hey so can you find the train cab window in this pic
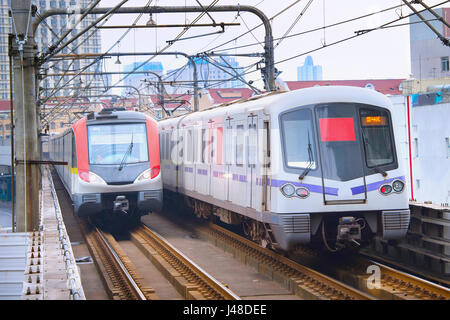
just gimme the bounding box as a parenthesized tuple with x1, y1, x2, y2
(87, 123, 148, 165)
(280, 109, 316, 169)
(359, 108, 394, 167)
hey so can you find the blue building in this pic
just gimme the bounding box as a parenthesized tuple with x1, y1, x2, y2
(123, 61, 164, 95)
(297, 56, 323, 81)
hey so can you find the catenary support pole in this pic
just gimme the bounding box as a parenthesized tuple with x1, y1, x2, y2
(10, 0, 40, 232)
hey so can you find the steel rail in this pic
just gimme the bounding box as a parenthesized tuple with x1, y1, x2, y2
(138, 224, 240, 300)
(358, 255, 450, 300)
(205, 223, 373, 300)
(95, 228, 147, 300)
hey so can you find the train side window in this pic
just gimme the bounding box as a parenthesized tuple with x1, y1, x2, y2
(72, 133, 77, 168)
(248, 123, 257, 166)
(236, 125, 244, 167)
(216, 127, 223, 165)
(224, 126, 232, 165)
(170, 131, 174, 162)
(187, 129, 193, 164)
(201, 128, 207, 164)
(192, 128, 196, 164)
(165, 132, 169, 160)
(210, 134, 215, 164)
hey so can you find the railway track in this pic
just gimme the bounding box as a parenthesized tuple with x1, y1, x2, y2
(80, 218, 239, 300)
(290, 243, 450, 300)
(196, 222, 373, 300)
(79, 220, 157, 300)
(354, 255, 450, 300)
(130, 224, 240, 300)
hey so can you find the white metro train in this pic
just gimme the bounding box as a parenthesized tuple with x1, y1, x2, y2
(158, 86, 410, 251)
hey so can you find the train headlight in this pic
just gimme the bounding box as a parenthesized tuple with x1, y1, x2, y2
(296, 187, 310, 198)
(281, 183, 295, 197)
(392, 180, 405, 193)
(380, 184, 392, 195)
(88, 172, 106, 184)
(136, 168, 152, 182)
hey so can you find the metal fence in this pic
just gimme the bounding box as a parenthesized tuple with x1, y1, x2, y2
(0, 175, 12, 201)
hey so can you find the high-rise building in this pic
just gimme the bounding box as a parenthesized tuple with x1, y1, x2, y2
(297, 56, 322, 81)
(409, 7, 450, 79)
(166, 56, 246, 94)
(0, 0, 12, 100)
(1, 0, 104, 100)
(37, 0, 103, 99)
(123, 61, 163, 96)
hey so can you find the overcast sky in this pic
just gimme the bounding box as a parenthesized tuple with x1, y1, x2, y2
(94, 0, 449, 91)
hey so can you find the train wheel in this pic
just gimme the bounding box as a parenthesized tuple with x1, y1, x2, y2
(243, 219, 273, 249)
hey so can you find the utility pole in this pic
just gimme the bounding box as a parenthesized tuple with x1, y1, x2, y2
(10, 1, 40, 232)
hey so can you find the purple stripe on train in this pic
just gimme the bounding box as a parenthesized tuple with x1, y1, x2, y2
(184, 167, 194, 173)
(231, 174, 247, 182)
(269, 179, 339, 196)
(351, 176, 405, 195)
(197, 169, 208, 176)
(213, 171, 225, 179)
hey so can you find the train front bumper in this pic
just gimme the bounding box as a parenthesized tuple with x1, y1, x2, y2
(74, 189, 163, 216)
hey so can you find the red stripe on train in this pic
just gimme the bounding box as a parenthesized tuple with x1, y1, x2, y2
(146, 117, 161, 178)
(73, 117, 90, 182)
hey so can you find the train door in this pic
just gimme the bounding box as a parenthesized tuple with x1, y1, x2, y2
(177, 126, 184, 191)
(248, 115, 258, 209)
(195, 124, 210, 196)
(249, 113, 267, 211)
(182, 126, 192, 192)
(210, 122, 226, 200)
(224, 118, 233, 201)
(230, 117, 249, 208)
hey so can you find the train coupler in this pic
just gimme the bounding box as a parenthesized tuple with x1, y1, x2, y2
(113, 195, 129, 213)
(336, 217, 362, 248)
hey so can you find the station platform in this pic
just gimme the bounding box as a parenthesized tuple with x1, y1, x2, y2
(0, 167, 84, 300)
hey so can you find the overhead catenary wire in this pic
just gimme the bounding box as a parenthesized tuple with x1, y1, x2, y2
(40, 1, 155, 104)
(274, 0, 314, 48)
(206, 2, 407, 54)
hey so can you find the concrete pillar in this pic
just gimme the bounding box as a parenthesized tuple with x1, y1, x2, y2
(11, 0, 40, 232)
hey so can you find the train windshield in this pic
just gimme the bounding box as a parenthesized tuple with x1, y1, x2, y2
(280, 109, 317, 169)
(87, 123, 148, 165)
(316, 103, 365, 181)
(359, 108, 394, 167)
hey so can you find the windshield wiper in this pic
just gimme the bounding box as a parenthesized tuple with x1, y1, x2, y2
(373, 166, 387, 177)
(118, 134, 133, 171)
(299, 130, 314, 181)
(361, 129, 387, 177)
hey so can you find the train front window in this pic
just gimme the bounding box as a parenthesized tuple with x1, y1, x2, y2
(316, 103, 365, 181)
(359, 109, 394, 167)
(280, 109, 316, 169)
(88, 123, 148, 165)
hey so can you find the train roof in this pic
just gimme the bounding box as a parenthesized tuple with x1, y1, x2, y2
(49, 109, 155, 140)
(86, 109, 150, 122)
(158, 86, 393, 128)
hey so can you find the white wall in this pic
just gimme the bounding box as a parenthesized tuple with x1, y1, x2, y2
(411, 102, 450, 205)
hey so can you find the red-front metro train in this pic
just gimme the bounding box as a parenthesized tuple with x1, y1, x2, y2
(49, 108, 162, 223)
